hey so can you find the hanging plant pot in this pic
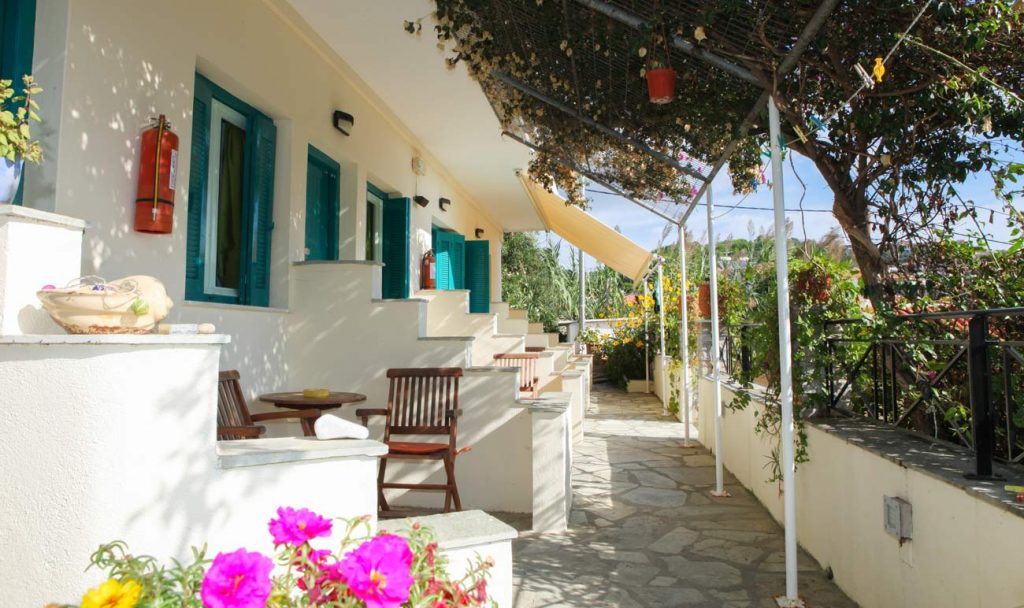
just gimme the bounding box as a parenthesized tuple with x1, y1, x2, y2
(0, 157, 25, 205)
(698, 283, 711, 318)
(645, 67, 676, 104)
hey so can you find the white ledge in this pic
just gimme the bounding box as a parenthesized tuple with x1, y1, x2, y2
(217, 437, 387, 468)
(0, 333, 231, 345)
(521, 392, 571, 412)
(0, 205, 87, 230)
(379, 510, 517, 550)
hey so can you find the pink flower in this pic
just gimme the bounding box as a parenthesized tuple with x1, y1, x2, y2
(339, 534, 414, 608)
(268, 506, 333, 546)
(200, 548, 273, 608)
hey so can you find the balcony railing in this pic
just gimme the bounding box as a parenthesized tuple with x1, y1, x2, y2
(825, 308, 1024, 479)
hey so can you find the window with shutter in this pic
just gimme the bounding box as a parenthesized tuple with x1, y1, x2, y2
(464, 240, 490, 313)
(305, 145, 340, 262)
(185, 73, 276, 307)
(381, 196, 410, 299)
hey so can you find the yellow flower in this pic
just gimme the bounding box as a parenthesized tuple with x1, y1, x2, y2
(82, 579, 141, 608)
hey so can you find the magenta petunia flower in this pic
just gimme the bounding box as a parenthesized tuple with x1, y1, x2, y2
(268, 506, 333, 546)
(339, 534, 414, 608)
(200, 548, 273, 608)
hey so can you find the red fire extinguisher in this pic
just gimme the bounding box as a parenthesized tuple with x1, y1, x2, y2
(134, 114, 179, 234)
(421, 250, 436, 289)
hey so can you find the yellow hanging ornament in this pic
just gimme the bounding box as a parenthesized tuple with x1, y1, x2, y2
(873, 57, 885, 83)
(694, 26, 706, 42)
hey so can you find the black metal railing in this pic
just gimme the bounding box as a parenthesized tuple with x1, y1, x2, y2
(697, 320, 759, 378)
(825, 308, 1024, 479)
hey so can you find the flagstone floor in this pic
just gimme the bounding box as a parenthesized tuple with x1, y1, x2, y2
(509, 385, 857, 608)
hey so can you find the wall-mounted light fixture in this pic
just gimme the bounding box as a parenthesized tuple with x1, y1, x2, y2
(475, 228, 485, 238)
(332, 110, 354, 136)
(414, 195, 430, 208)
(438, 197, 451, 212)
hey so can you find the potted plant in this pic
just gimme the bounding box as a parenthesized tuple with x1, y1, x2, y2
(0, 75, 43, 204)
(645, 58, 676, 104)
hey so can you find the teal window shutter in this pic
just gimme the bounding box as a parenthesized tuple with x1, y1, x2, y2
(305, 145, 340, 261)
(381, 197, 410, 298)
(185, 75, 213, 302)
(1, 0, 37, 205)
(245, 112, 276, 307)
(451, 233, 465, 289)
(465, 240, 490, 313)
(434, 230, 451, 290)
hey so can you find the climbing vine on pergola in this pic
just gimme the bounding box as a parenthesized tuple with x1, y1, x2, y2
(412, 0, 1024, 302)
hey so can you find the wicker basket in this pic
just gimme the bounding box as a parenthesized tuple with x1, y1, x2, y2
(36, 276, 173, 334)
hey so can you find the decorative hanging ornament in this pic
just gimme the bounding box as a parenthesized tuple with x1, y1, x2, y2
(694, 26, 707, 42)
(873, 57, 886, 83)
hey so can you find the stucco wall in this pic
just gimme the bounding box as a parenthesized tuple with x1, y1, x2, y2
(26, 0, 506, 396)
(0, 338, 381, 607)
(697, 376, 1024, 608)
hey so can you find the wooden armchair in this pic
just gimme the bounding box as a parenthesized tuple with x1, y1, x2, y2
(357, 367, 465, 513)
(217, 370, 320, 440)
(493, 352, 541, 397)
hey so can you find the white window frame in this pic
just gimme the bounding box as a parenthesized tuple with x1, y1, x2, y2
(204, 99, 248, 298)
(366, 188, 384, 262)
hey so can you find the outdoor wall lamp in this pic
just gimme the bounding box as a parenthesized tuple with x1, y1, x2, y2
(332, 110, 354, 136)
(475, 228, 485, 238)
(414, 195, 430, 207)
(438, 197, 451, 212)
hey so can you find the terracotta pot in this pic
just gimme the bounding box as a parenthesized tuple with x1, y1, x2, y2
(645, 68, 676, 104)
(697, 283, 711, 318)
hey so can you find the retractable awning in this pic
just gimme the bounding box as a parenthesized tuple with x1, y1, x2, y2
(518, 173, 652, 285)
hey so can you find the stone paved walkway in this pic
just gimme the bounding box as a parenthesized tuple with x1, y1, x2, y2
(510, 385, 857, 608)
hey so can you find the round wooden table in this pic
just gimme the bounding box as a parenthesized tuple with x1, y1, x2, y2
(258, 391, 367, 436)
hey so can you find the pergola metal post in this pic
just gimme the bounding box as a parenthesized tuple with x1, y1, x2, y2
(644, 281, 651, 392)
(769, 97, 800, 606)
(678, 223, 691, 444)
(657, 257, 667, 414)
(707, 185, 727, 498)
(578, 247, 586, 350)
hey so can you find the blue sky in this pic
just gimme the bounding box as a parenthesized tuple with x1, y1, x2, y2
(541, 153, 1020, 269)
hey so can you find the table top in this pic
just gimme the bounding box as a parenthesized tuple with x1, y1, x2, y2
(258, 391, 367, 408)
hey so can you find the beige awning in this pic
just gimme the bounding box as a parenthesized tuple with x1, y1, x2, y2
(518, 173, 653, 285)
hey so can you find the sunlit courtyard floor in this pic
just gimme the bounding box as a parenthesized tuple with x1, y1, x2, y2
(508, 384, 858, 608)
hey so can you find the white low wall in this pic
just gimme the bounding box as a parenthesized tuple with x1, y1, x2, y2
(0, 206, 85, 334)
(697, 376, 1024, 608)
(380, 510, 518, 608)
(0, 336, 384, 607)
(419, 289, 525, 365)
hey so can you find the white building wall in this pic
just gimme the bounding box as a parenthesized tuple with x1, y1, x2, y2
(24, 0, 505, 395)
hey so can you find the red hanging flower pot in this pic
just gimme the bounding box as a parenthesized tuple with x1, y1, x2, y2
(646, 67, 676, 104)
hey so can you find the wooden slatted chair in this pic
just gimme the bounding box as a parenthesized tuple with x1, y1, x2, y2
(493, 352, 541, 397)
(357, 368, 465, 513)
(217, 370, 320, 440)
(525, 346, 546, 353)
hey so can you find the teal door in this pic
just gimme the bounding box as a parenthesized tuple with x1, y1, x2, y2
(381, 196, 410, 298)
(464, 240, 490, 313)
(305, 146, 339, 261)
(432, 227, 465, 290)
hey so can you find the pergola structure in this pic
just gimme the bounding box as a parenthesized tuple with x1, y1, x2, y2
(427, 1, 845, 604)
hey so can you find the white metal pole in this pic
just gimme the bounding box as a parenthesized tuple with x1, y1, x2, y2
(657, 258, 667, 414)
(679, 223, 691, 444)
(707, 185, 727, 498)
(579, 247, 586, 350)
(644, 281, 650, 392)
(770, 96, 800, 604)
